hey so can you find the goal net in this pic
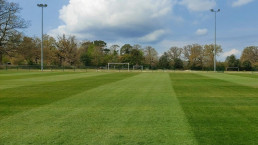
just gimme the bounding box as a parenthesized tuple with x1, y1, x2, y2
(108, 63, 130, 71)
(133, 65, 143, 71)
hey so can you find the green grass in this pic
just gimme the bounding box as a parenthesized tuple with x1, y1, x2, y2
(0, 71, 77, 81)
(0, 72, 137, 120)
(0, 71, 257, 144)
(227, 72, 258, 79)
(170, 73, 258, 145)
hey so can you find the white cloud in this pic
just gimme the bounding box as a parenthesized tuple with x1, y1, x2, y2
(49, 0, 176, 40)
(179, 0, 216, 11)
(222, 49, 241, 57)
(139, 30, 166, 42)
(232, 0, 254, 7)
(195, 28, 208, 36)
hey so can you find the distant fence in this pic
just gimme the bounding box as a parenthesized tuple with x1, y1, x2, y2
(0, 65, 257, 73)
(0, 65, 103, 72)
(0, 65, 182, 72)
(0, 65, 142, 72)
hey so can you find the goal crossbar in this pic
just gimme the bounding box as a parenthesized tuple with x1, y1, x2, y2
(108, 63, 129, 72)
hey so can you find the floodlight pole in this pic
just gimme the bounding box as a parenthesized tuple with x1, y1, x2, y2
(37, 4, 47, 71)
(210, 9, 220, 72)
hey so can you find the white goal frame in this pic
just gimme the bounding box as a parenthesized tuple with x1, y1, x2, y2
(108, 63, 130, 72)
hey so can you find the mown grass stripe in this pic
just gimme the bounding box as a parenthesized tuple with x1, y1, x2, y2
(226, 73, 258, 79)
(0, 72, 106, 90)
(0, 73, 197, 145)
(170, 73, 258, 145)
(0, 71, 79, 81)
(0, 73, 138, 120)
(0, 71, 46, 76)
(199, 72, 258, 88)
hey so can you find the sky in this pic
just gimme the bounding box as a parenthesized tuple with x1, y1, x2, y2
(9, 0, 258, 61)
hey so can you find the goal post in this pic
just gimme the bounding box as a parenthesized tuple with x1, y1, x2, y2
(108, 63, 130, 72)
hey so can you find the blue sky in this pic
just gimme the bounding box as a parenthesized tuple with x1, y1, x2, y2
(9, 0, 258, 61)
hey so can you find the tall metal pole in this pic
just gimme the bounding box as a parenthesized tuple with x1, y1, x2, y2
(210, 9, 220, 72)
(214, 11, 216, 72)
(41, 6, 43, 71)
(37, 4, 47, 71)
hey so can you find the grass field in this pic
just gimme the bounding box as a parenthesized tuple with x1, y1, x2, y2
(0, 71, 257, 145)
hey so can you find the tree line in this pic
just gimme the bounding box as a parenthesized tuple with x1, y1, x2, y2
(1, 33, 257, 70)
(0, 0, 257, 71)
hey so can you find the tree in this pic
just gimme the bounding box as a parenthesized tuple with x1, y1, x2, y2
(78, 41, 94, 66)
(120, 44, 132, 55)
(174, 58, 183, 69)
(132, 44, 142, 50)
(240, 46, 258, 67)
(167, 46, 183, 69)
(225, 54, 240, 67)
(80, 53, 92, 66)
(168, 46, 182, 61)
(43, 35, 58, 65)
(183, 44, 203, 70)
(109, 44, 120, 62)
(92, 41, 106, 66)
(144, 46, 158, 69)
(0, 0, 28, 64)
(56, 35, 78, 66)
(159, 52, 170, 69)
(203, 44, 222, 69)
(129, 48, 144, 66)
(120, 54, 131, 64)
(242, 60, 252, 71)
(93, 40, 106, 48)
(1, 32, 22, 64)
(110, 44, 120, 55)
(120, 47, 143, 66)
(216, 62, 226, 71)
(17, 36, 39, 65)
(103, 48, 110, 55)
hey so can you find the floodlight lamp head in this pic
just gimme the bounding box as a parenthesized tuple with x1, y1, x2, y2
(210, 9, 214, 12)
(37, 4, 47, 7)
(218, 9, 220, 12)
